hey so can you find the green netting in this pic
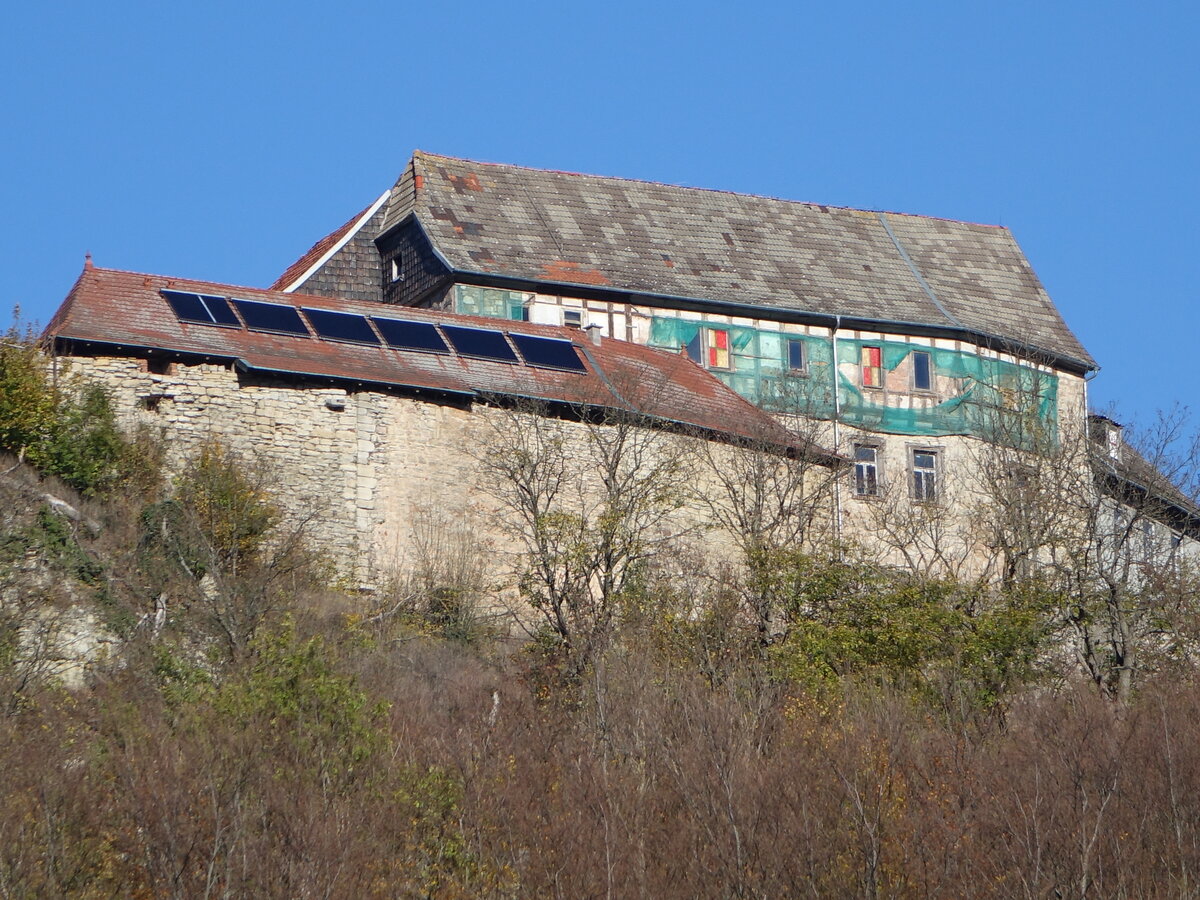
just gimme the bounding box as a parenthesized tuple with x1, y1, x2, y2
(454, 285, 527, 320)
(647, 319, 1058, 444)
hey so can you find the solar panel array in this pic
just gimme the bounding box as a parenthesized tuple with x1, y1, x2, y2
(160, 291, 586, 374)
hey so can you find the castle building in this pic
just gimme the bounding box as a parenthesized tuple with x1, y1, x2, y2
(43, 152, 1200, 585)
(270, 152, 1102, 569)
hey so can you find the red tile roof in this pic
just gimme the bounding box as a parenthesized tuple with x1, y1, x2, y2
(47, 267, 838, 463)
(269, 201, 377, 291)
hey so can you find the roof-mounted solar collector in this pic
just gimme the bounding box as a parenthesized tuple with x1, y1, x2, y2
(162, 290, 240, 327)
(510, 334, 586, 372)
(372, 318, 450, 354)
(302, 308, 380, 345)
(440, 325, 519, 363)
(230, 298, 310, 336)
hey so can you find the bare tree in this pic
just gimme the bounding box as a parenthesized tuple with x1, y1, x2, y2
(477, 399, 695, 676)
(693, 415, 841, 643)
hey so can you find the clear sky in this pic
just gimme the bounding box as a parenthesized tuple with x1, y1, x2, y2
(2, 1, 1196, 426)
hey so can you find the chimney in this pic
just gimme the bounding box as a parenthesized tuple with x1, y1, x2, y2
(584, 324, 603, 346)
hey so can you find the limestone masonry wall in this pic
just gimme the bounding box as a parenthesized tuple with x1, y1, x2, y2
(66, 355, 752, 593)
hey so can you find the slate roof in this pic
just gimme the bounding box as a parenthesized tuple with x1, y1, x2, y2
(47, 267, 835, 462)
(1089, 416, 1200, 531)
(371, 151, 1094, 371)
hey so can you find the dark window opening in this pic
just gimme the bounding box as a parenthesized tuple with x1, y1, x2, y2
(913, 350, 932, 391)
(787, 339, 806, 372)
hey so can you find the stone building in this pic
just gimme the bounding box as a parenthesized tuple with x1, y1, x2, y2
(46, 265, 838, 587)
(270, 152, 1104, 573)
(43, 152, 1200, 585)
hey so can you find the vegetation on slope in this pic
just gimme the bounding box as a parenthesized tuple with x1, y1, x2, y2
(4, 339, 1200, 896)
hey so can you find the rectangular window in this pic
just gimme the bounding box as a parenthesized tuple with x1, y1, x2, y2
(854, 445, 879, 497)
(563, 309, 582, 328)
(707, 328, 731, 369)
(861, 345, 882, 388)
(912, 450, 938, 502)
(912, 350, 932, 391)
(787, 339, 806, 372)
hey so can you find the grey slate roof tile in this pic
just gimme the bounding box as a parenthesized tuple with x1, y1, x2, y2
(372, 152, 1094, 368)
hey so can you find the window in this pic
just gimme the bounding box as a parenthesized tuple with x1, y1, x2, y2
(683, 327, 731, 369)
(390, 259, 402, 282)
(854, 445, 879, 497)
(912, 350, 932, 391)
(861, 345, 882, 388)
(563, 309, 582, 328)
(707, 327, 731, 369)
(787, 338, 806, 373)
(1141, 520, 1155, 559)
(912, 450, 938, 502)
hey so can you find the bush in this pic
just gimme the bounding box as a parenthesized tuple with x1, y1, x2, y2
(0, 330, 157, 497)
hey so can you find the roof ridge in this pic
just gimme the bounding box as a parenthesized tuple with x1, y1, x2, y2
(410, 149, 1010, 230)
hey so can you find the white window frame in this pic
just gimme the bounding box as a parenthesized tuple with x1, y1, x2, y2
(853, 444, 881, 498)
(911, 448, 939, 503)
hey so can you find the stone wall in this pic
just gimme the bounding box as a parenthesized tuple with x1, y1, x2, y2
(64, 355, 768, 594)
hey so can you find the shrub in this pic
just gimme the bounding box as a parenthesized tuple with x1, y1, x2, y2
(0, 330, 157, 497)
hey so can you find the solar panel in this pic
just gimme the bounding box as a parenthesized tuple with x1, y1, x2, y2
(162, 290, 214, 324)
(230, 298, 310, 336)
(372, 318, 450, 354)
(302, 308, 380, 345)
(510, 334, 587, 372)
(203, 295, 241, 327)
(162, 290, 242, 328)
(440, 325, 519, 363)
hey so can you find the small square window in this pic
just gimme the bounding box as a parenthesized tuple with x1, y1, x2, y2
(787, 339, 806, 372)
(563, 309, 582, 328)
(912, 450, 938, 502)
(861, 346, 882, 388)
(912, 350, 932, 391)
(854, 445, 879, 497)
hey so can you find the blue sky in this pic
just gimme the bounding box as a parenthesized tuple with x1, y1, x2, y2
(2, 1, 1196, 425)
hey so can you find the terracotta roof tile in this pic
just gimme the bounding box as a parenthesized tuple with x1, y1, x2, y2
(47, 267, 835, 462)
(270, 199, 379, 292)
